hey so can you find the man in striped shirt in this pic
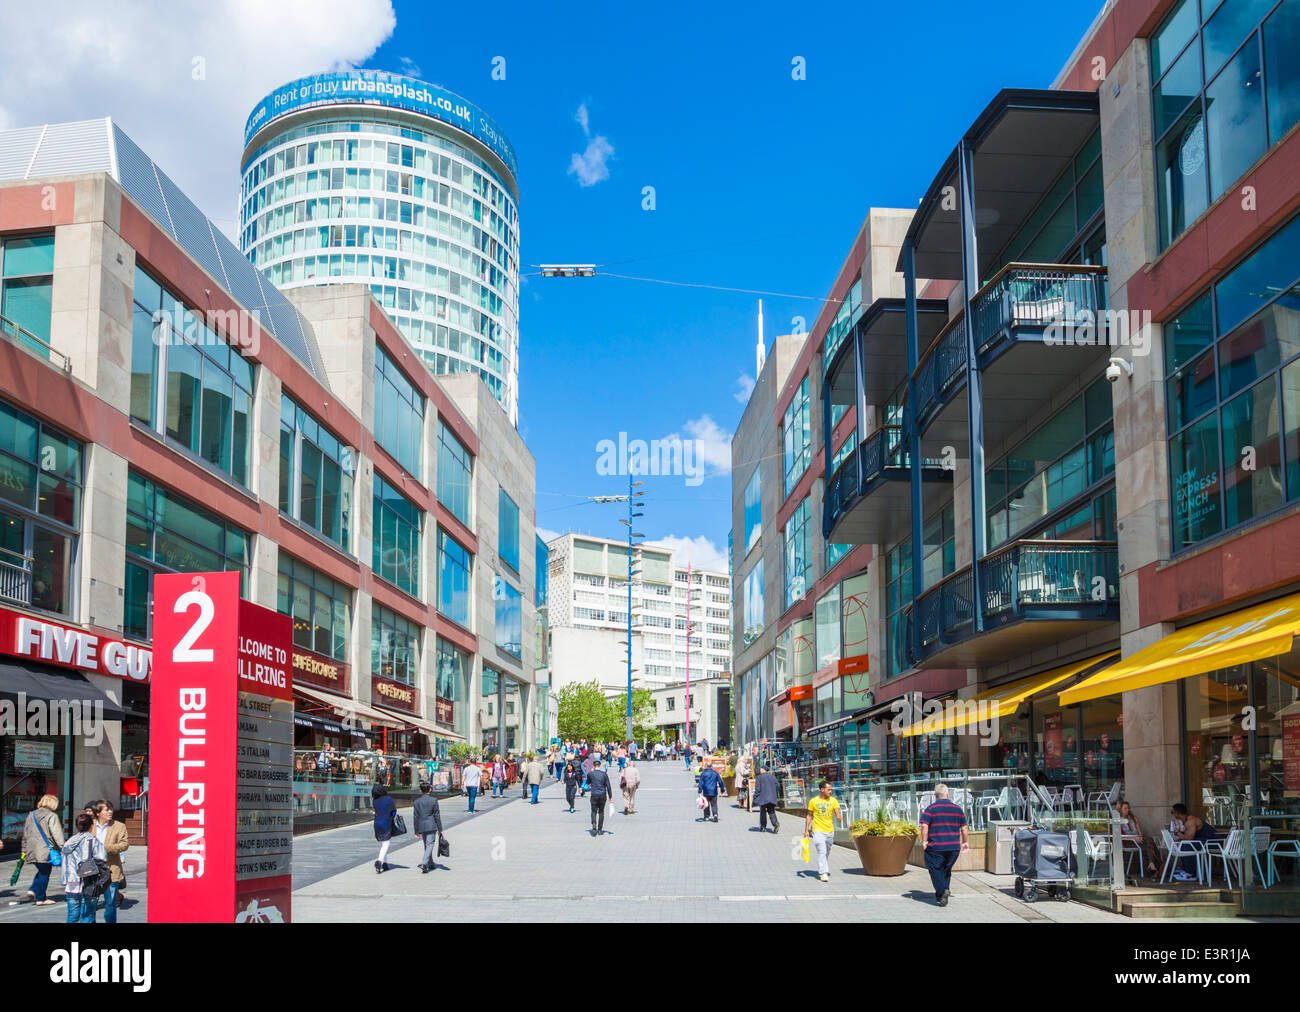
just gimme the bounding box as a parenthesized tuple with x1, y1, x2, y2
(919, 783, 969, 907)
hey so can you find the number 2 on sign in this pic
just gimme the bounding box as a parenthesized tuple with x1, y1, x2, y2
(173, 589, 214, 663)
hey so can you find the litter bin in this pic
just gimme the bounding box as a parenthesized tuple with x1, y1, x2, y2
(987, 820, 1030, 874)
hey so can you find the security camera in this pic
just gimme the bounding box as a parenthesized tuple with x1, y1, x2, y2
(1106, 356, 1134, 383)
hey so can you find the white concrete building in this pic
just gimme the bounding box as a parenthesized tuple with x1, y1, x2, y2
(545, 533, 731, 693)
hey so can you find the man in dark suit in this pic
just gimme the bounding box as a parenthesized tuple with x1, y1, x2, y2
(413, 781, 444, 873)
(586, 759, 615, 835)
(752, 765, 781, 833)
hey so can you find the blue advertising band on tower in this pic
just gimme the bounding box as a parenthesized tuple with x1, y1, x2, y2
(244, 70, 518, 181)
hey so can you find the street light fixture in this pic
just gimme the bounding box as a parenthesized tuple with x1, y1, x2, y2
(539, 264, 597, 278)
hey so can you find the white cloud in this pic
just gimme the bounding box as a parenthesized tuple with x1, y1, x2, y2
(670, 414, 732, 476)
(0, 0, 397, 236)
(398, 56, 422, 78)
(536, 526, 562, 544)
(567, 103, 612, 186)
(568, 136, 614, 187)
(645, 535, 729, 574)
(734, 373, 755, 404)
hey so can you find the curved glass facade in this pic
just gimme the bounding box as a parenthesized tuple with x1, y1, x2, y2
(239, 77, 520, 425)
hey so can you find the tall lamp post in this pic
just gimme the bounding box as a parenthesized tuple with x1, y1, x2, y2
(675, 567, 702, 744)
(592, 478, 645, 742)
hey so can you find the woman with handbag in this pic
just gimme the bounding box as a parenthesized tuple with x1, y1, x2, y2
(372, 785, 399, 873)
(60, 812, 106, 923)
(18, 794, 65, 905)
(563, 760, 582, 813)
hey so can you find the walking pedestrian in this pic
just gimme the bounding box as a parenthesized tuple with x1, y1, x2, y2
(490, 755, 506, 798)
(803, 780, 845, 882)
(753, 766, 781, 833)
(734, 753, 752, 811)
(17, 794, 64, 906)
(463, 756, 483, 813)
(581, 751, 594, 797)
(617, 744, 627, 771)
(372, 785, 397, 873)
(586, 759, 616, 835)
(60, 813, 105, 924)
(525, 754, 546, 804)
(563, 760, 581, 812)
(521, 755, 530, 799)
(620, 760, 641, 814)
(698, 762, 723, 823)
(413, 781, 444, 873)
(919, 783, 968, 906)
(89, 800, 129, 922)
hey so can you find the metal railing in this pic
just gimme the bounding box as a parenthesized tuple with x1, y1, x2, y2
(910, 566, 975, 656)
(981, 540, 1119, 617)
(0, 313, 72, 372)
(0, 547, 33, 606)
(823, 442, 861, 535)
(913, 312, 967, 429)
(971, 263, 1108, 356)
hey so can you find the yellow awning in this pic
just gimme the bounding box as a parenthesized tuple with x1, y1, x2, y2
(1059, 591, 1300, 706)
(899, 651, 1119, 737)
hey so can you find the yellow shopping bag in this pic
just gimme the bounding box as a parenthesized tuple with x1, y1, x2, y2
(801, 837, 810, 863)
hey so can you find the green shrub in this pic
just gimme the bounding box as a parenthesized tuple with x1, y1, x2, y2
(849, 800, 919, 839)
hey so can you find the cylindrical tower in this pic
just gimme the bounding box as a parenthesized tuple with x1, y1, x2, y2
(239, 70, 520, 424)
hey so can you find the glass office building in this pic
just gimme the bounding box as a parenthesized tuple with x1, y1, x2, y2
(239, 70, 521, 425)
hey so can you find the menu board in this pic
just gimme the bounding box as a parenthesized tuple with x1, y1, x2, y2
(234, 600, 294, 923)
(1284, 714, 1300, 793)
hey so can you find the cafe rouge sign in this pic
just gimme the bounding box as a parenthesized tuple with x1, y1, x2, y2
(372, 673, 417, 713)
(0, 606, 151, 682)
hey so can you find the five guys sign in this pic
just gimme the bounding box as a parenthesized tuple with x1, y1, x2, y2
(148, 572, 294, 923)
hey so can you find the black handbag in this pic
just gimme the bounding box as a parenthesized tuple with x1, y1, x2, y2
(389, 811, 408, 837)
(437, 833, 450, 858)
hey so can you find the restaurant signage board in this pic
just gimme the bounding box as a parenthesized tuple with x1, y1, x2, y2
(0, 605, 152, 682)
(148, 573, 293, 923)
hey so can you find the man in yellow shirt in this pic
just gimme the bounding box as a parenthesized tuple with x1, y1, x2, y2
(803, 780, 845, 882)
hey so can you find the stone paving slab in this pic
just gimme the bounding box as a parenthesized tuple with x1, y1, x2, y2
(293, 762, 1130, 923)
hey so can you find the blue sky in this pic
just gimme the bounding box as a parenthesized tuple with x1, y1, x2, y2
(2, 0, 1105, 573)
(370, 0, 1106, 568)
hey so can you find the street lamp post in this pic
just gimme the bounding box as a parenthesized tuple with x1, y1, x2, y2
(593, 481, 645, 743)
(675, 572, 701, 744)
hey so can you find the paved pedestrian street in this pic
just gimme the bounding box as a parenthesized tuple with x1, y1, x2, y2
(294, 762, 1132, 923)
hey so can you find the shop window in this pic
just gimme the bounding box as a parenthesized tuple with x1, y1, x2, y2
(372, 605, 420, 685)
(0, 400, 81, 615)
(276, 553, 350, 662)
(1150, 0, 1299, 249)
(130, 265, 254, 486)
(372, 473, 422, 596)
(1, 234, 55, 353)
(279, 394, 353, 551)
(435, 637, 470, 738)
(123, 470, 248, 641)
(494, 574, 522, 657)
(1166, 213, 1300, 551)
(437, 529, 472, 627)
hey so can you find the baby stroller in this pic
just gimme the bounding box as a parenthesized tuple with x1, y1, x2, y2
(1012, 828, 1077, 902)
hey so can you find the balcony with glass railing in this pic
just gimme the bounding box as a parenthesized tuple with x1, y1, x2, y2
(905, 539, 1118, 667)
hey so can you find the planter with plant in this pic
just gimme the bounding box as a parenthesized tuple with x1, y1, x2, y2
(849, 802, 920, 876)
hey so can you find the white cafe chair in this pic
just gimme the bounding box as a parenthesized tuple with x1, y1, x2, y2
(1160, 828, 1208, 885)
(1251, 826, 1272, 887)
(1205, 828, 1243, 889)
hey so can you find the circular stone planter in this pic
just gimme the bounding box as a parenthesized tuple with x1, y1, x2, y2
(853, 834, 916, 876)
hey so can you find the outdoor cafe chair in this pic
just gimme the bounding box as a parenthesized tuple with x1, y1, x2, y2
(1251, 826, 1272, 886)
(1120, 833, 1143, 879)
(1160, 828, 1208, 886)
(1268, 836, 1300, 884)
(1081, 829, 1112, 876)
(1205, 828, 1243, 889)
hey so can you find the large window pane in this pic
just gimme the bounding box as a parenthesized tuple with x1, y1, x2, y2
(1151, 0, 1200, 79)
(1203, 0, 1271, 79)
(165, 340, 202, 452)
(1154, 41, 1204, 137)
(498, 487, 519, 572)
(1170, 412, 1225, 550)
(1284, 358, 1300, 499)
(1220, 377, 1284, 527)
(1205, 40, 1267, 201)
(1169, 349, 1220, 430)
(1157, 106, 1210, 249)
(1215, 215, 1300, 334)
(199, 364, 233, 473)
(1264, 0, 1300, 143)
(1219, 293, 1300, 398)
(1165, 290, 1215, 374)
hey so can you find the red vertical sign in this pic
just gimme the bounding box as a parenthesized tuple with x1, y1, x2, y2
(147, 571, 241, 923)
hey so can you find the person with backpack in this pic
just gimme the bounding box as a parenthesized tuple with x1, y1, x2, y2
(60, 812, 108, 923)
(88, 800, 129, 923)
(372, 785, 398, 874)
(17, 794, 65, 906)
